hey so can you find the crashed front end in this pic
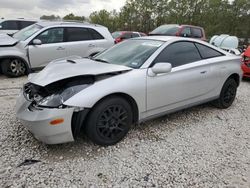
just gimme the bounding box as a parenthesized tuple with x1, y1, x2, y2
(16, 76, 94, 144)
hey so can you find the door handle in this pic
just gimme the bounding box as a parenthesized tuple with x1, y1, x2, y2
(56, 47, 65, 50)
(88, 44, 96, 48)
(200, 71, 207, 74)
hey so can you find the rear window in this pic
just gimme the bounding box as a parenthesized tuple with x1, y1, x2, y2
(192, 28, 203, 38)
(66, 27, 92, 42)
(150, 25, 180, 36)
(195, 43, 224, 59)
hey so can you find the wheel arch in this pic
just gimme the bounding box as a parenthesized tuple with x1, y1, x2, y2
(227, 73, 240, 87)
(71, 92, 139, 138)
(90, 92, 139, 124)
(0, 56, 30, 74)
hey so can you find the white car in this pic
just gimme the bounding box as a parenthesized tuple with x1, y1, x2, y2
(0, 21, 114, 77)
(0, 18, 36, 35)
(16, 36, 242, 146)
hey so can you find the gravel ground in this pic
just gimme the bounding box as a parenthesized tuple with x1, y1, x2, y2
(0, 75, 249, 188)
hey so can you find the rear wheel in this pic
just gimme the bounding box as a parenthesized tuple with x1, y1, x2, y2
(85, 97, 133, 146)
(1, 58, 27, 77)
(212, 78, 237, 109)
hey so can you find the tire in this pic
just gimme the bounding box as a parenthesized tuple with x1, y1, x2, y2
(1, 58, 27, 77)
(85, 97, 133, 146)
(212, 78, 237, 109)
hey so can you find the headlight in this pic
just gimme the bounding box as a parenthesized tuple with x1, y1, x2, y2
(38, 84, 89, 108)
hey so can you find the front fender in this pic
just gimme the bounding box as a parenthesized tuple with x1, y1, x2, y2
(63, 69, 147, 116)
(0, 47, 29, 67)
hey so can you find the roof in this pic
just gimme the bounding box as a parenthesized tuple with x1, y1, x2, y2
(36, 21, 105, 28)
(135, 35, 181, 42)
(0, 18, 38, 22)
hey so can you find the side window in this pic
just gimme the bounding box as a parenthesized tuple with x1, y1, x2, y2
(122, 33, 132, 39)
(153, 42, 202, 67)
(131, 33, 140, 38)
(88, 28, 104, 40)
(36, 28, 64, 44)
(191, 28, 203, 38)
(195, 43, 224, 59)
(19, 21, 35, 29)
(181, 27, 191, 37)
(1, 21, 18, 30)
(66, 27, 92, 42)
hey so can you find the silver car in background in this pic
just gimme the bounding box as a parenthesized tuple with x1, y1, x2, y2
(16, 36, 242, 146)
(0, 21, 114, 77)
(0, 18, 37, 35)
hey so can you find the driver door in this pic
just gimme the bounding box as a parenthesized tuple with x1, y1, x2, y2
(146, 41, 216, 116)
(28, 27, 66, 68)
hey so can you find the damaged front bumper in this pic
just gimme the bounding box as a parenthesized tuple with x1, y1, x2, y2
(16, 92, 75, 144)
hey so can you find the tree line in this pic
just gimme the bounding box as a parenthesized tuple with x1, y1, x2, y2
(40, 0, 250, 39)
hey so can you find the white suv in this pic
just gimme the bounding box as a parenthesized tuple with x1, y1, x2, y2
(0, 21, 114, 77)
(0, 19, 36, 35)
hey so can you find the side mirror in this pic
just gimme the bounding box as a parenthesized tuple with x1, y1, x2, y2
(0, 25, 2, 29)
(149, 63, 172, 76)
(32, 39, 42, 45)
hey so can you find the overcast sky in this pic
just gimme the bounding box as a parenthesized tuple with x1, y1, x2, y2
(0, 0, 126, 19)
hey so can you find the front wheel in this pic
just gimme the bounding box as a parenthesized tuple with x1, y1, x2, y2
(85, 97, 133, 146)
(212, 78, 237, 109)
(1, 58, 27, 77)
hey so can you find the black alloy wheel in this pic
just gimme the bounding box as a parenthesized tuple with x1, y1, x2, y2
(85, 97, 133, 146)
(212, 78, 237, 109)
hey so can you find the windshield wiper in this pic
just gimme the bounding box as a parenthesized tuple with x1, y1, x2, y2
(93, 58, 110, 64)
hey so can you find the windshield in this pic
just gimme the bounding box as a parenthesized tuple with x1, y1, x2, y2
(93, 39, 164, 68)
(13, 24, 43, 41)
(150, 25, 180, 36)
(112, 32, 122, 39)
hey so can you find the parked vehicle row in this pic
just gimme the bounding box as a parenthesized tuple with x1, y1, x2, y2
(0, 21, 212, 78)
(16, 36, 242, 146)
(0, 21, 114, 77)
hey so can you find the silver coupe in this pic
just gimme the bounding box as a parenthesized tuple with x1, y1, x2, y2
(16, 36, 242, 146)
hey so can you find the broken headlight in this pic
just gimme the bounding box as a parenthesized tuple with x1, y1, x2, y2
(37, 84, 89, 108)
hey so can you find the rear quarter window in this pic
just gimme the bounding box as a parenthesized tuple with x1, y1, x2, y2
(66, 27, 92, 41)
(88, 28, 104, 40)
(19, 21, 36, 29)
(195, 43, 224, 59)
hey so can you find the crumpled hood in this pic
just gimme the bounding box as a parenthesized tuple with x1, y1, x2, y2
(29, 58, 132, 86)
(0, 33, 19, 46)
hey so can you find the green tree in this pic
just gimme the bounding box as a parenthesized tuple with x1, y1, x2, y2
(40, 15, 60, 20)
(63, 13, 86, 22)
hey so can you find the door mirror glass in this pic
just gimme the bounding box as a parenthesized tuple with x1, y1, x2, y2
(150, 63, 172, 76)
(32, 39, 42, 45)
